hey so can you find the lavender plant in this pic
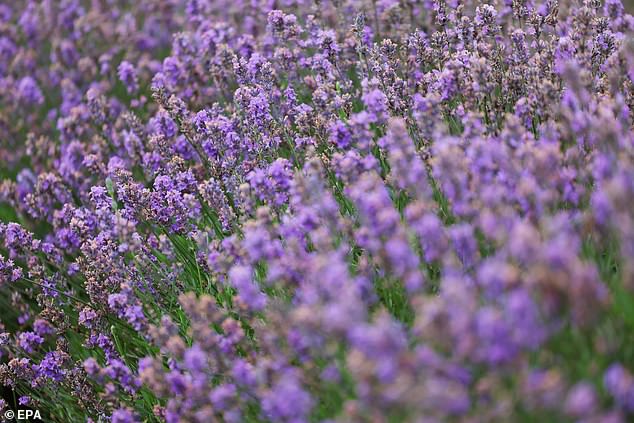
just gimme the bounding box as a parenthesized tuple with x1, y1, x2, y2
(1, 0, 634, 422)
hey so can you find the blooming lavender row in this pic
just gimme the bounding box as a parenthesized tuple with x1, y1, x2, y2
(0, 0, 634, 421)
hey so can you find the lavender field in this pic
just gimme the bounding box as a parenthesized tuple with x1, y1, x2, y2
(0, 0, 633, 421)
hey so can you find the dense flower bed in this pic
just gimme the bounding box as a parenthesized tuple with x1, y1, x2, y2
(1, 0, 634, 421)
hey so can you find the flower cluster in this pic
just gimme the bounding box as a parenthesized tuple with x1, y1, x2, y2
(0, 0, 634, 421)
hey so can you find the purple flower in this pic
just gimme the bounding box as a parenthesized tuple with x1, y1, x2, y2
(83, 358, 100, 376)
(34, 351, 66, 382)
(604, 364, 634, 411)
(183, 344, 207, 372)
(209, 384, 236, 410)
(449, 223, 478, 269)
(565, 382, 597, 417)
(0, 1, 632, 421)
(17, 76, 44, 105)
(261, 369, 313, 422)
(247, 158, 293, 208)
(362, 89, 388, 123)
(329, 120, 352, 149)
(0, 257, 23, 285)
(118, 61, 139, 94)
(228, 264, 266, 311)
(111, 408, 139, 423)
(33, 319, 54, 337)
(78, 307, 99, 329)
(18, 332, 44, 353)
(231, 359, 257, 388)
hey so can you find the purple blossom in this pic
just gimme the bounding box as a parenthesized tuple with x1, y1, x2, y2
(261, 369, 313, 422)
(329, 120, 352, 149)
(118, 61, 139, 94)
(17, 76, 44, 105)
(18, 332, 43, 353)
(111, 408, 139, 423)
(34, 351, 66, 382)
(0, 1, 632, 422)
(228, 264, 266, 311)
(604, 364, 634, 411)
